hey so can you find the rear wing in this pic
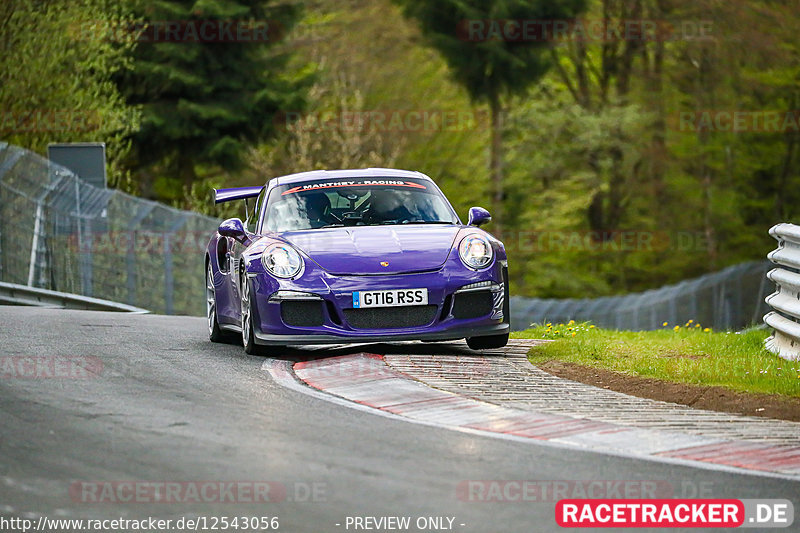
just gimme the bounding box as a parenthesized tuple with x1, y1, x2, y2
(213, 186, 264, 204)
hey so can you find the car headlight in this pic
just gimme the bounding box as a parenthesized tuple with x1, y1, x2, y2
(261, 243, 304, 279)
(459, 234, 493, 270)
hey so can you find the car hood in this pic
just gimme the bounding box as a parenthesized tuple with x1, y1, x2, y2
(282, 225, 461, 275)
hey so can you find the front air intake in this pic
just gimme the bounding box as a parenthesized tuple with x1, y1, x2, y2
(451, 290, 493, 320)
(343, 305, 438, 329)
(281, 300, 325, 327)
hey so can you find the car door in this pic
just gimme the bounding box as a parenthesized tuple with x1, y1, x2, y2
(213, 232, 239, 325)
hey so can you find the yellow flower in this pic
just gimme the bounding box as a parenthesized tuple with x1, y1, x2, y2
(673, 325, 680, 332)
(704, 328, 711, 333)
(662, 322, 668, 327)
(572, 333, 576, 337)
(546, 323, 552, 327)
(589, 325, 595, 329)
(568, 320, 575, 325)
(688, 319, 694, 324)
(695, 324, 700, 328)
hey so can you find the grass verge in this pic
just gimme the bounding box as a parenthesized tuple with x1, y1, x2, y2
(513, 322, 800, 398)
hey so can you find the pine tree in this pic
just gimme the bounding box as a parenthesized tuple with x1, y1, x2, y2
(117, 0, 307, 203)
(392, 0, 587, 231)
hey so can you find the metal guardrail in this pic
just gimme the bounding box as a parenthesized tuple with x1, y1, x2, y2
(0, 281, 149, 313)
(764, 223, 800, 361)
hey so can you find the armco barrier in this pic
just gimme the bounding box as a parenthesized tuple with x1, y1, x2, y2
(0, 281, 148, 313)
(764, 223, 800, 361)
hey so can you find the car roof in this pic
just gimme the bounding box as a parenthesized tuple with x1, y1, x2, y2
(271, 168, 432, 187)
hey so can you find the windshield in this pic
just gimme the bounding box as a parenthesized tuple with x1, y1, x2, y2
(262, 177, 459, 232)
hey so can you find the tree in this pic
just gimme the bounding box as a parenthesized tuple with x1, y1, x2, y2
(253, 73, 406, 176)
(117, 0, 309, 204)
(504, 0, 800, 295)
(392, 0, 587, 232)
(0, 0, 140, 182)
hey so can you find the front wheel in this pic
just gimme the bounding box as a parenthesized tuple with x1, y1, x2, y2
(207, 263, 231, 343)
(240, 276, 280, 356)
(240, 276, 261, 355)
(466, 333, 509, 350)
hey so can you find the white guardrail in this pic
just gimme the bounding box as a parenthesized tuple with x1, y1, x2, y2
(764, 223, 800, 361)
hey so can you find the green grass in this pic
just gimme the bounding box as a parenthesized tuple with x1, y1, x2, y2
(514, 322, 800, 398)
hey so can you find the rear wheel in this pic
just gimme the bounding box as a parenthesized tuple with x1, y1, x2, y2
(466, 333, 509, 350)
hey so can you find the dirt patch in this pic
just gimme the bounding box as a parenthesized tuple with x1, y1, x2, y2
(538, 360, 800, 423)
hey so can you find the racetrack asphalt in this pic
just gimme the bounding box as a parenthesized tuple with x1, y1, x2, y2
(0, 306, 797, 532)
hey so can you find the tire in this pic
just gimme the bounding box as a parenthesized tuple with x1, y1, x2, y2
(466, 333, 509, 350)
(240, 276, 277, 356)
(240, 276, 260, 354)
(466, 271, 511, 350)
(206, 262, 231, 343)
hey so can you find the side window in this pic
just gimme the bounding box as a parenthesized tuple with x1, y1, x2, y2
(247, 188, 266, 233)
(216, 238, 229, 273)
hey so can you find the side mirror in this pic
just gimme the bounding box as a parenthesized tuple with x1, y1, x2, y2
(468, 207, 492, 227)
(218, 218, 248, 243)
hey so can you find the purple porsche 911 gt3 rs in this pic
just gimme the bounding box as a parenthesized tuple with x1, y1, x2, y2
(205, 168, 509, 354)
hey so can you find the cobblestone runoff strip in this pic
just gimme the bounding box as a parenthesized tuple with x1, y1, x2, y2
(385, 339, 800, 446)
(290, 341, 800, 478)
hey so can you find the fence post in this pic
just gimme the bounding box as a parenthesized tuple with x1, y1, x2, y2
(164, 233, 173, 315)
(28, 169, 70, 288)
(0, 147, 25, 282)
(687, 282, 698, 323)
(752, 269, 768, 325)
(74, 178, 94, 297)
(126, 203, 155, 307)
(0, 144, 7, 280)
(0, 179, 3, 281)
(27, 202, 44, 286)
(164, 213, 189, 315)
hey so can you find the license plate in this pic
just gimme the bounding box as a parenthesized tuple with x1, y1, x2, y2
(352, 288, 428, 308)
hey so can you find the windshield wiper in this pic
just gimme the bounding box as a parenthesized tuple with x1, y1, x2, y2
(361, 220, 457, 226)
(400, 220, 455, 225)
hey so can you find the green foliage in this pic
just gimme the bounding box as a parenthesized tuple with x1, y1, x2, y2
(0, 0, 141, 186)
(246, 0, 490, 223)
(391, 0, 589, 231)
(498, 0, 800, 295)
(117, 0, 311, 204)
(504, 82, 657, 295)
(257, 75, 407, 173)
(391, 0, 586, 102)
